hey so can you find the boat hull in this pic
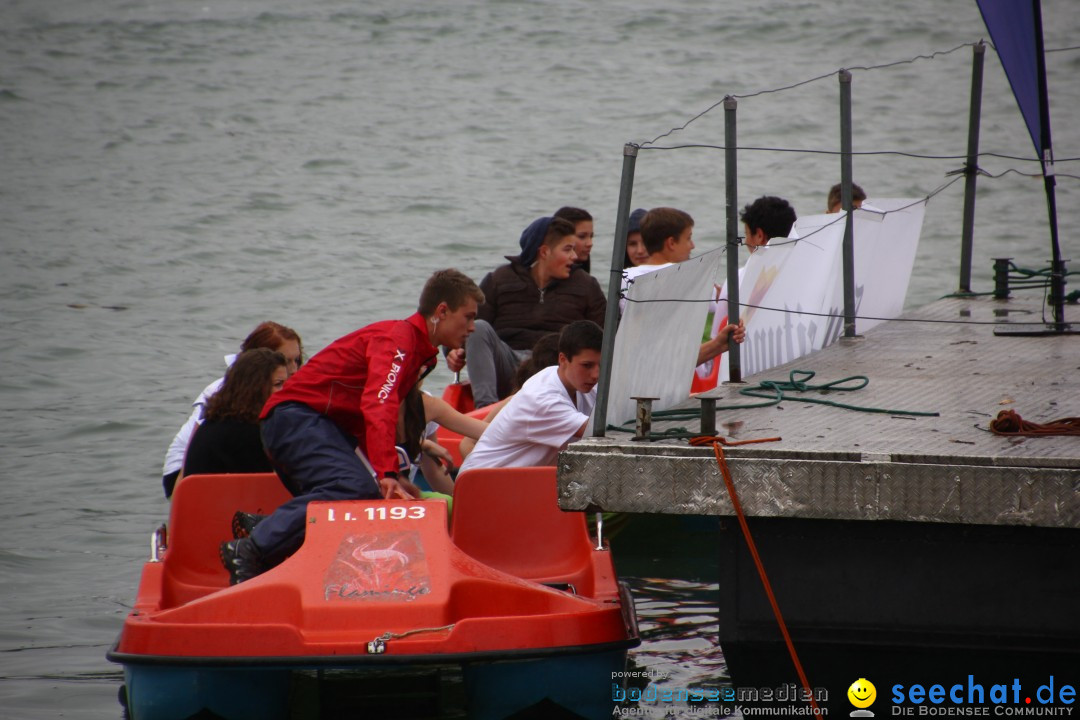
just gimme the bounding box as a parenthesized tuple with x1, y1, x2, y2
(115, 643, 631, 720)
(119, 664, 291, 720)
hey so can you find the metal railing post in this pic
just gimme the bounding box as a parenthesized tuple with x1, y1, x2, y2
(959, 41, 986, 294)
(724, 96, 742, 383)
(592, 143, 638, 437)
(839, 70, 856, 338)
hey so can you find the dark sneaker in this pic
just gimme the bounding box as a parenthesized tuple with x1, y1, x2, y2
(219, 538, 264, 585)
(231, 511, 268, 539)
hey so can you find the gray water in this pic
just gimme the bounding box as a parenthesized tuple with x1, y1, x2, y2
(2, 0, 1078, 717)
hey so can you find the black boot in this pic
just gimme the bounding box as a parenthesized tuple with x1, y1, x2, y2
(219, 537, 264, 585)
(231, 511, 268, 539)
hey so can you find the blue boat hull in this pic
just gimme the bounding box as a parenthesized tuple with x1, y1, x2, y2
(121, 665, 293, 720)
(119, 645, 630, 720)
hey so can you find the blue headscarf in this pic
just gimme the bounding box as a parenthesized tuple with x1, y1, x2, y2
(627, 208, 647, 235)
(516, 216, 552, 266)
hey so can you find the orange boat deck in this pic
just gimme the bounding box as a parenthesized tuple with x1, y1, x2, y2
(115, 467, 634, 662)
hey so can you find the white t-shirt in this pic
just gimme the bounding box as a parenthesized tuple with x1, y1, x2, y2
(619, 262, 673, 314)
(459, 365, 595, 472)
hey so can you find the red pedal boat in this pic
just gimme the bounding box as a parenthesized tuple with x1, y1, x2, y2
(108, 467, 639, 719)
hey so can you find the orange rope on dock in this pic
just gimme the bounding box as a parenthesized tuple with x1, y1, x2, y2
(688, 435, 782, 448)
(692, 435, 820, 714)
(989, 410, 1080, 437)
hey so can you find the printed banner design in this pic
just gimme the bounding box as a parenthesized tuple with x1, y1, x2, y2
(707, 199, 925, 387)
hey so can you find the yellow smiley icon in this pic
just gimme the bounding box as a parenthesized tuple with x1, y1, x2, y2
(848, 678, 876, 708)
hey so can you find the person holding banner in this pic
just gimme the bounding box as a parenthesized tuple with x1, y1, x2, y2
(619, 207, 696, 313)
(620, 207, 745, 365)
(692, 196, 798, 391)
(741, 196, 797, 253)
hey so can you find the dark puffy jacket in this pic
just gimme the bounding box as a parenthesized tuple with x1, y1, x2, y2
(478, 259, 606, 351)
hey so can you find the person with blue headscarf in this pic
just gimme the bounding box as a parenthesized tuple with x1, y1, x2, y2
(453, 216, 606, 407)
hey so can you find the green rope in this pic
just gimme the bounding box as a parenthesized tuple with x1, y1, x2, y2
(1007, 262, 1079, 279)
(943, 283, 1051, 298)
(735, 370, 938, 415)
(941, 263, 1076, 299)
(606, 369, 939, 439)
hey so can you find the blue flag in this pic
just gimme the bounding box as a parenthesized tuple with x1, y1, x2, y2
(975, 0, 1048, 157)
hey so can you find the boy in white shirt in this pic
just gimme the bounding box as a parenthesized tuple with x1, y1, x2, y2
(459, 320, 601, 471)
(619, 207, 696, 314)
(620, 207, 745, 365)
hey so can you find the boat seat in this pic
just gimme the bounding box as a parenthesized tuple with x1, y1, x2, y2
(161, 472, 291, 608)
(450, 466, 597, 595)
(441, 380, 475, 415)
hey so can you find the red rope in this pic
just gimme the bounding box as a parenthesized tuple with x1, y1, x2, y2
(693, 436, 820, 713)
(989, 409, 1080, 437)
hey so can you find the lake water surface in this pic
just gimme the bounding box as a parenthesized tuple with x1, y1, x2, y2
(1, 1, 1077, 717)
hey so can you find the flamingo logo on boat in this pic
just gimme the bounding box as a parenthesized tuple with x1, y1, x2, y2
(323, 531, 430, 602)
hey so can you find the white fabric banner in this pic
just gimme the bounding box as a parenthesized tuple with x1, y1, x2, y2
(707, 198, 925, 385)
(721, 226, 842, 378)
(607, 250, 723, 427)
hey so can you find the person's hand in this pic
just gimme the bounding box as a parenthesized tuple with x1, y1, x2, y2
(699, 319, 748, 364)
(727, 318, 746, 345)
(421, 438, 454, 466)
(446, 348, 466, 374)
(399, 477, 424, 499)
(379, 475, 418, 500)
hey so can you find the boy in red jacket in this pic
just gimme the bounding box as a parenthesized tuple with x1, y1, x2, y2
(221, 269, 483, 584)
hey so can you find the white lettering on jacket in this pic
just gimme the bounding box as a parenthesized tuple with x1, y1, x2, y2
(377, 349, 406, 402)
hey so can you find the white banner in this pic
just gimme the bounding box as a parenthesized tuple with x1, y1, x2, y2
(704, 198, 925, 386)
(607, 250, 723, 427)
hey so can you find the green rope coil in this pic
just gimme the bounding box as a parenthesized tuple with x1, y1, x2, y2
(607, 369, 939, 439)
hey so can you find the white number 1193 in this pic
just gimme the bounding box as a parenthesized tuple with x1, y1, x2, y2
(365, 506, 426, 520)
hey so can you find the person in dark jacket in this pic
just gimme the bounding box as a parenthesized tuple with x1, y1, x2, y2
(455, 216, 606, 407)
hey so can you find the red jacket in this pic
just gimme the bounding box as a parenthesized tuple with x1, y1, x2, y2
(261, 313, 437, 478)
